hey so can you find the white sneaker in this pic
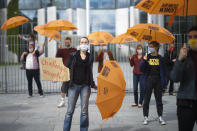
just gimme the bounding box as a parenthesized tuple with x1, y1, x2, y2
(143, 116, 149, 125)
(57, 101, 65, 108)
(159, 116, 166, 125)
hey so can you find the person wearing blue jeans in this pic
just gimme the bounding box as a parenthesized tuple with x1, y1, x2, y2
(129, 45, 144, 108)
(63, 37, 97, 131)
(133, 74, 144, 107)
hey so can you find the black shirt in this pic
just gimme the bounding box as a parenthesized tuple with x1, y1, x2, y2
(147, 54, 160, 77)
(73, 51, 89, 85)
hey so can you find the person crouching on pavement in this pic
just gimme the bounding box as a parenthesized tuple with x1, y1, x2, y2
(171, 26, 197, 131)
(140, 41, 167, 125)
(63, 37, 97, 131)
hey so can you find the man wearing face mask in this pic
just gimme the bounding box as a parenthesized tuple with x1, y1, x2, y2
(56, 37, 77, 108)
(96, 45, 114, 73)
(164, 43, 177, 95)
(20, 43, 45, 98)
(140, 41, 167, 125)
(129, 45, 145, 108)
(171, 26, 197, 131)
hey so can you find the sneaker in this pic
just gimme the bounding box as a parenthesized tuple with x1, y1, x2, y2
(131, 104, 138, 107)
(143, 116, 149, 125)
(138, 104, 143, 108)
(159, 116, 166, 125)
(169, 92, 173, 96)
(57, 101, 65, 108)
(40, 95, 44, 98)
(28, 95, 33, 98)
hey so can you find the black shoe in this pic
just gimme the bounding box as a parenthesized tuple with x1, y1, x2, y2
(169, 92, 173, 96)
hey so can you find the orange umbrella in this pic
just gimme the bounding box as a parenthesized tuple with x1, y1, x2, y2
(111, 33, 138, 44)
(34, 25, 61, 41)
(1, 16, 29, 30)
(44, 19, 77, 31)
(126, 23, 175, 43)
(135, 0, 197, 26)
(88, 31, 114, 45)
(96, 60, 126, 120)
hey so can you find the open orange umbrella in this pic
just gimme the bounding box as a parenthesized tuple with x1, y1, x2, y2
(96, 60, 126, 120)
(135, 0, 197, 26)
(88, 31, 114, 45)
(34, 24, 61, 41)
(126, 23, 175, 43)
(111, 33, 138, 44)
(1, 16, 29, 30)
(44, 19, 77, 31)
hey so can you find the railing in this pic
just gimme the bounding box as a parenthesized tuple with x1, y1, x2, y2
(0, 34, 186, 93)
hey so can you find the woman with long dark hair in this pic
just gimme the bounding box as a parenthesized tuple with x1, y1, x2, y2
(63, 37, 97, 131)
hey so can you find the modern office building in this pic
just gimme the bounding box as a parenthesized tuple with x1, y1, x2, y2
(0, 0, 196, 59)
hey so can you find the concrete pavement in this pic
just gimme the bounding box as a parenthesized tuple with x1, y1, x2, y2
(0, 93, 196, 131)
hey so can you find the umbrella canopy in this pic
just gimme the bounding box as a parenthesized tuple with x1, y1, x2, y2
(44, 19, 77, 31)
(126, 23, 175, 43)
(96, 60, 126, 120)
(135, 0, 197, 26)
(34, 25, 61, 41)
(88, 31, 114, 45)
(1, 16, 29, 30)
(135, 0, 197, 16)
(111, 33, 138, 44)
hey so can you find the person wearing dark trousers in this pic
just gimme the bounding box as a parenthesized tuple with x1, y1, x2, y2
(20, 42, 45, 98)
(129, 45, 145, 108)
(171, 26, 197, 131)
(164, 43, 177, 95)
(56, 37, 77, 108)
(140, 41, 167, 125)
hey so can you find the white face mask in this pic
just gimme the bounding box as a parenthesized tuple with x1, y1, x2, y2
(137, 49, 142, 54)
(148, 47, 156, 54)
(29, 48, 34, 53)
(188, 39, 197, 51)
(79, 44, 89, 51)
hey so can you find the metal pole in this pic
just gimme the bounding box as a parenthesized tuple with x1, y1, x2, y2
(86, 0, 90, 35)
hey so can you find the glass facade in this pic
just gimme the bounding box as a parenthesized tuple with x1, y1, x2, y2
(54, 0, 68, 9)
(0, 0, 7, 9)
(19, 0, 40, 9)
(90, 10, 115, 36)
(70, 0, 86, 8)
(2, 0, 196, 35)
(117, 0, 130, 8)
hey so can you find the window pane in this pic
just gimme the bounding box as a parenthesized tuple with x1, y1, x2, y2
(54, 0, 67, 9)
(0, 0, 6, 9)
(100, 0, 115, 8)
(70, 0, 86, 8)
(41, 0, 52, 8)
(19, 0, 40, 9)
(117, 0, 130, 8)
(90, 0, 98, 9)
(139, 11, 147, 23)
(90, 10, 115, 36)
(131, 0, 141, 6)
(57, 10, 67, 19)
(20, 10, 37, 20)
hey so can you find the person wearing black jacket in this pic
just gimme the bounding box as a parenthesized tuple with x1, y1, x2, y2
(63, 37, 97, 131)
(171, 26, 197, 131)
(164, 43, 177, 95)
